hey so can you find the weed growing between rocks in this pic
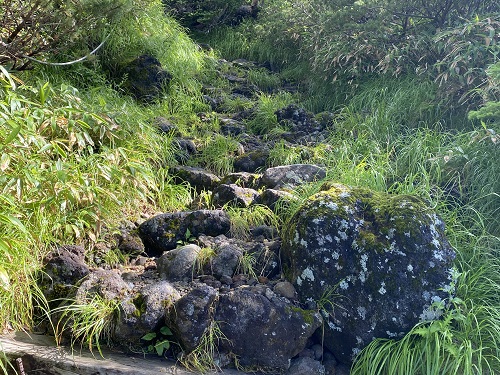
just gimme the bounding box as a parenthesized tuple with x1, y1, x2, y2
(52, 294, 121, 357)
(179, 320, 231, 373)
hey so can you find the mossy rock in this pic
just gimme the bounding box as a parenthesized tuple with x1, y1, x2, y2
(281, 183, 456, 364)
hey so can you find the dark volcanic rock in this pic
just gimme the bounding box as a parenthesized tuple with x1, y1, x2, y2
(115, 281, 181, 346)
(212, 183, 259, 208)
(40, 245, 89, 301)
(171, 166, 220, 192)
(282, 183, 456, 363)
(167, 283, 219, 352)
(287, 357, 325, 375)
(123, 55, 172, 102)
(255, 188, 295, 210)
(221, 172, 262, 189)
(138, 210, 230, 256)
(233, 150, 269, 173)
(215, 287, 322, 371)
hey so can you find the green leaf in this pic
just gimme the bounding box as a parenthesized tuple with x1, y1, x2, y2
(160, 326, 173, 336)
(3, 119, 22, 146)
(154, 340, 170, 356)
(141, 332, 157, 341)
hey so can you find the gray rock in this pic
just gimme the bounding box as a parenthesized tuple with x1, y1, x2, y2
(212, 183, 259, 208)
(261, 164, 326, 189)
(215, 287, 322, 372)
(212, 244, 243, 278)
(171, 166, 220, 192)
(115, 281, 181, 346)
(287, 357, 325, 375)
(138, 210, 231, 256)
(273, 281, 297, 300)
(282, 183, 456, 363)
(255, 188, 295, 210)
(75, 269, 130, 302)
(156, 244, 201, 281)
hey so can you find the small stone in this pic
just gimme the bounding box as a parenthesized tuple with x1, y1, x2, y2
(274, 281, 297, 300)
(287, 357, 325, 375)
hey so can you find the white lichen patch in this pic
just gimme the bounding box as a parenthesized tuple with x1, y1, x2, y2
(357, 306, 367, 320)
(324, 257, 330, 263)
(339, 231, 348, 241)
(387, 228, 396, 239)
(301, 267, 315, 282)
(328, 321, 342, 332)
(339, 191, 351, 199)
(407, 264, 414, 272)
(320, 201, 339, 211)
(331, 251, 340, 260)
(325, 234, 333, 243)
(386, 331, 398, 338)
(300, 238, 308, 248)
(378, 282, 387, 295)
(340, 280, 349, 290)
(360, 254, 368, 272)
(344, 205, 354, 215)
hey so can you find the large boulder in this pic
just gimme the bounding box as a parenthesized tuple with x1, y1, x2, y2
(215, 286, 322, 372)
(282, 183, 456, 363)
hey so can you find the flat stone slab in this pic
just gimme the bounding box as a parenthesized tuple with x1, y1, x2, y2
(0, 332, 248, 375)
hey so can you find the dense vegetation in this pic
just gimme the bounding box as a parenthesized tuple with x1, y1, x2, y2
(1, 0, 499, 374)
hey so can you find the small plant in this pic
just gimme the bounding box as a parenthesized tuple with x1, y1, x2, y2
(245, 92, 295, 135)
(225, 204, 279, 240)
(236, 252, 257, 280)
(197, 134, 240, 176)
(194, 247, 216, 276)
(180, 320, 231, 373)
(267, 140, 304, 167)
(52, 294, 120, 357)
(141, 326, 175, 357)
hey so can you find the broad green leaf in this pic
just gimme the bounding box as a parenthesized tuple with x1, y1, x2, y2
(160, 326, 173, 336)
(154, 340, 170, 356)
(141, 332, 156, 341)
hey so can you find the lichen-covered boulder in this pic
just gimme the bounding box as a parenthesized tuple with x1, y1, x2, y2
(282, 183, 456, 363)
(215, 286, 322, 371)
(138, 210, 231, 256)
(39, 245, 89, 302)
